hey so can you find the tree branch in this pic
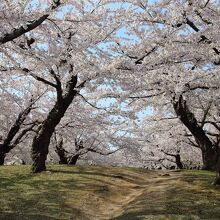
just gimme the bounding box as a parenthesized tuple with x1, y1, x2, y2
(0, 0, 61, 45)
(23, 68, 58, 88)
(77, 92, 106, 110)
(135, 47, 157, 65)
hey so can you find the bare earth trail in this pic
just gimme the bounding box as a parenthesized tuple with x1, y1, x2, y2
(0, 165, 220, 220)
(112, 170, 220, 220)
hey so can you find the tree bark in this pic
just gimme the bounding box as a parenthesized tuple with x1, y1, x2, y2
(54, 137, 84, 165)
(31, 75, 77, 173)
(173, 95, 217, 170)
(175, 154, 184, 169)
(68, 140, 84, 165)
(55, 138, 68, 164)
(214, 148, 220, 185)
(215, 161, 220, 184)
(161, 150, 184, 169)
(0, 152, 6, 165)
(68, 154, 80, 165)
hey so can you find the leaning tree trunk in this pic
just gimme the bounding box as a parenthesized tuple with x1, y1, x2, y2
(173, 95, 217, 170)
(31, 75, 77, 173)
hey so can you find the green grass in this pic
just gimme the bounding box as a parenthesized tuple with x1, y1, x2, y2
(0, 165, 219, 220)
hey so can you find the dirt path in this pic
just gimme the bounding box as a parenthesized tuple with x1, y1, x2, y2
(111, 170, 220, 220)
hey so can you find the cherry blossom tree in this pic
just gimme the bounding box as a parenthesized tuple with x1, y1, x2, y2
(50, 94, 140, 165)
(1, 0, 220, 185)
(0, 0, 128, 172)
(0, 69, 43, 164)
(107, 0, 220, 183)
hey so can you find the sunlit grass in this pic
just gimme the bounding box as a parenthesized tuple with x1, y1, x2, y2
(0, 165, 149, 220)
(115, 170, 220, 220)
(0, 166, 219, 220)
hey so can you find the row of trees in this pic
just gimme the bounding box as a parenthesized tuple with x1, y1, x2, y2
(110, 0, 220, 184)
(0, 0, 219, 184)
(0, 0, 139, 171)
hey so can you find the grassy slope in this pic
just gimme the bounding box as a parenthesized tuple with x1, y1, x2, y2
(0, 165, 219, 220)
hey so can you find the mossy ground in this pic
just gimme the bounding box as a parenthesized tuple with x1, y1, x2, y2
(0, 165, 219, 220)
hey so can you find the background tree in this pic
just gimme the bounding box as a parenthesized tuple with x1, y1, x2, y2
(0, 0, 131, 172)
(108, 0, 220, 183)
(0, 98, 37, 165)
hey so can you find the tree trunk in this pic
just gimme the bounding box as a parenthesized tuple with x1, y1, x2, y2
(176, 154, 183, 169)
(31, 100, 76, 172)
(31, 130, 52, 172)
(67, 139, 84, 165)
(214, 148, 220, 185)
(55, 138, 68, 164)
(201, 149, 217, 170)
(215, 162, 220, 185)
(31, 75, 77, 173)
(68, 154, 80, 165)
(0, 152, 6, 165)
(0, 144, 13, 165)
(173, 95, 217, 170)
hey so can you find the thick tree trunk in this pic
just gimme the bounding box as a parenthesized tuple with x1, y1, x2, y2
(214, 148, 220, 185)
(31, 100, 76, 172)
(173, 95, 217, 170)
(31, 75, 77, 173)
(201, 149, 217, 170)
(215, 163, 220, 185)
(0, 144, 13, 165)
(31, 130, 52, 172)
(0, 153, 6, 165)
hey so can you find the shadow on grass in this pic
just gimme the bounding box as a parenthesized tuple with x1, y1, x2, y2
(0, 171, 91, 220)
(46, 165, 153, 185)
(50, 169, 138, 182)
(1, 165, 144, 220)
(0, 212, 57, 220)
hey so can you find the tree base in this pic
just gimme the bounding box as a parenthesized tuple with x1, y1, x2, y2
(0, 154, 6, 165)
(32, 159, 46, 173)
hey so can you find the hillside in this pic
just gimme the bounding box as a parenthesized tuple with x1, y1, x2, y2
(0, 165, 219, 220)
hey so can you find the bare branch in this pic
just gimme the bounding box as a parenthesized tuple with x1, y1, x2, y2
(87, 147, 124, 155)
(129, 91, 165, 100)
(77, 92, 106, 110)
(135, 47, 157, 65)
